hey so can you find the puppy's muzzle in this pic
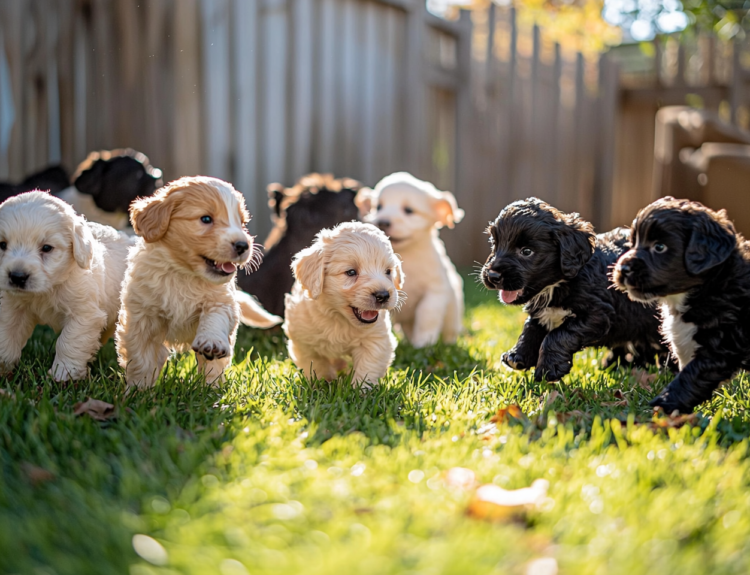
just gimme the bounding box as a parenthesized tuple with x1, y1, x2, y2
(233, 240, 249, 257)
(373, 290, 390, 304)
(376, 219, 390, 232)
(8, 270, 30, 289)
(614, 253, 646, 288)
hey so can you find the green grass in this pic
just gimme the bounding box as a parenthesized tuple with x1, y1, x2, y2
(2, 274, 750, 575)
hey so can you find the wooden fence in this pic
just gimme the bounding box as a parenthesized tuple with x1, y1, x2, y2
(2, 0, 749, 266)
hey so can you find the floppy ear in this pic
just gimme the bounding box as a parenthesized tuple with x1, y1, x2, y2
(558, 220, 594, 279)
(354, 187, 376, 217)
(392, 258, 405, 290)
(130, 191, 177, 242)
(292, 244, 325, 299)
(684, 210, 736, 275)
(433, 191, 465, 229)
(73, 157, 107, 198)
(267, 183, 285, 220)
(72, 217, 94, 269)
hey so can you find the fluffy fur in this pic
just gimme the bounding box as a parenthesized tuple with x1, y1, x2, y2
(481, 198, 670, 382)
(356, 172, 464, 348)
(613, 197, 750, 413)
(238, 173, 362, 317)
(116, 176, 281, 390)
(0, 192, 133, 380)
(283, 222, 404, 388)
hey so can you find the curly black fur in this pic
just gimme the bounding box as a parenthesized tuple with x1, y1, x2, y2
(238, 173, 362, 317)
(614, 197, 750, 413)
(0, 165, 70, 202)
(481, 198, 671, 382)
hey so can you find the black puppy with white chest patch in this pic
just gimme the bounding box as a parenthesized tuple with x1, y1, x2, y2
(614, 197, 750, 413)
(482, 198, 669, 382)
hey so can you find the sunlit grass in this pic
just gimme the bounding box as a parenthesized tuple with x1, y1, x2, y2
(1, 273, 749, 574)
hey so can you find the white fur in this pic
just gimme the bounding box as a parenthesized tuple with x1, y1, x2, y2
(660, 292, 699, 370)
(535, 307, 573, 331)
(283, 222, 403, 389)
(0, 192, 133, 381)
(57, 186, 131, 231)
(356, 172, 464, 348)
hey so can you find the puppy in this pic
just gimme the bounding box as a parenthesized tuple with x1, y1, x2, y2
(0, 165, 70, 202)
(116, 176, 282, 390)
(481, 198, 669, 382)
(283, 222, 404, 388)
(0, 192, 133, 380)
(238, 173, 362, 317)
(614, 197, 750, 413)
(356, 172, 464, 348)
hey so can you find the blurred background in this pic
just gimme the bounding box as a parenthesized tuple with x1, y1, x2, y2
(2, 0, 750, 266)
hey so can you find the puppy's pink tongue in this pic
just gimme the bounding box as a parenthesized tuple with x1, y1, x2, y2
(361, 310, 379, 321)
(220, 262, 237, 273)
(500, 290, 520, 304)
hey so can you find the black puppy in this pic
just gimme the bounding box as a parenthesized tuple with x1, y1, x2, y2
(482, 198, 669, 382)
(614, 197, 750, 413)
(0, 165, 70, 201)
(238, 173, 362, 317)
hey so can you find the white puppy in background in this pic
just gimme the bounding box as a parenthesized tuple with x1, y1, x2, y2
(116, 176, 282, 390)
(284, 222, 404, 388)
(356, 172, 464, 348)
(0, 192, 133, 380)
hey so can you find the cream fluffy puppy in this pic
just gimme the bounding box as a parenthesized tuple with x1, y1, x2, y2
(356, 172, 464, 348)
(116, 176, 282, 390)
(283, 222, 404, 388)
(0, 191, 132, 380)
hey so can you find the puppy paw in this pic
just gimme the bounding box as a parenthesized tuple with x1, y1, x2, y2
(191, 336, 230, 361)
(534, 359, 571, 383)
(649, 392, 692, 415)
(49, 360, 88, 382)
(502, 349, 533, 371)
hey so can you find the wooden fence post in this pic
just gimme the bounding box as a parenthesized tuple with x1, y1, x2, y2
(594, 51, 618, 231)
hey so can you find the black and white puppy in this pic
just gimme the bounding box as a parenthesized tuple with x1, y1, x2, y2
(238, 173, 362, 317)
(482, 198, 669, 382)
(614, 197, 750, 413)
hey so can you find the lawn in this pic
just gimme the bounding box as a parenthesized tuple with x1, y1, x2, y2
(1, 274, 750, 575)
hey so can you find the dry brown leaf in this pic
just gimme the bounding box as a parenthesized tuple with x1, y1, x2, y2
(443, 467, 477, 490)
(632, 369, 658, 391)
(73, 398, 116, 421)
(21, 463, 55, 486)
(544, 391, 561, 408)
(602, 400, 628, 407)
(490, 404, 525, 424)
(648, 410, 698, 430)
(467, 479, 549, 521)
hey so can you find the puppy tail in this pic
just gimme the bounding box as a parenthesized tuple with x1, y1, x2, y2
(236, 290, 283, 328)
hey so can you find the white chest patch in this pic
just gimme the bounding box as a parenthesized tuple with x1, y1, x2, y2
(660, 293, 699, 370)
(535, 307, 573, 331)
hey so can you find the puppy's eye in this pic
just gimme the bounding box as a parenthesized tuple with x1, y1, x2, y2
(41, 245, 54, 253)
(200, 215, 213, 224)
(345, 269, 357, 277)
(385, 269, 391, 275)
(376, 204, 382, 211)
(520, 247, 533, 257)
(403, 206, 414, 215)
(0, 242, 5, 251)
(652, 243, 667, 254)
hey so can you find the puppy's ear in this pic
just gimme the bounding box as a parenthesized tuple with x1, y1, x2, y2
(73, 157, 107, 198)
(392, 258, 405, 290)
(433, 191, 465, 229)
(292, 244, 325, 299)
(684, 211, 736, 275)
(267, 183, 285, 220)
(72, 217, 94, 269)
(354, 187, 376, 217)
(130, 190, 177, 242)
(558, 218, 594, 279)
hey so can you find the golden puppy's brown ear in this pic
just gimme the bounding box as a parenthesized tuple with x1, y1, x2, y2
(432, 191, 465, 229)
(354, 187, 376, 218)
(130, 189, 178, 242)
(72, 217, 94, 269)
(292, 244, 325, 299)
(392, 258, 405, 291)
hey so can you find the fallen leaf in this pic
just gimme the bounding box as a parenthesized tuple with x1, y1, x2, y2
(544, 391, 561, 408)
(73, 398, 116, 421)
(632, 369, 658, 391)
(21, 463, 55, 486)
(602, 400, 628, 407)
(444, 467, 477, 490)
(467, 479, 549, 521)
(490, 404, 526, 424)
(648, 409, 698, 430)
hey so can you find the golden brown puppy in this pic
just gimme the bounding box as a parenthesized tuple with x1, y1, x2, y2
(115, 176, 281, 389)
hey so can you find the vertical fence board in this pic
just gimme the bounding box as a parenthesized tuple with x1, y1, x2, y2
(291, 0, 314, 182)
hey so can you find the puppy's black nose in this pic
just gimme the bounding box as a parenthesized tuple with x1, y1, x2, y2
(373, 290, 390, 303)
(9, 271, 29, 288)
(376, 220, 390, 231)
(234, 241, 249, 256)
(618, 262, 632, 276)
(486, 270, 501, 283)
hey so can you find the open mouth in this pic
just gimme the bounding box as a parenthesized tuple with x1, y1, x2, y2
(351, 306, 379, 324)
(499, 289, 523, 304)
(203, 256, 238, 276)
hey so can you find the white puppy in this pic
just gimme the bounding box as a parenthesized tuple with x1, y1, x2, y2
(116, 176, 282, 390)
(283, 222, 404, 388)
(0, 191, 133, 380)
(356, 172, 464, 348)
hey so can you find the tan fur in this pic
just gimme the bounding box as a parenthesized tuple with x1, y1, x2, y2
(357, 172, 464, 348)
(116, 176, 281, 390)
(283, 222, 403, 389)
(0, 192, 133, 381)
